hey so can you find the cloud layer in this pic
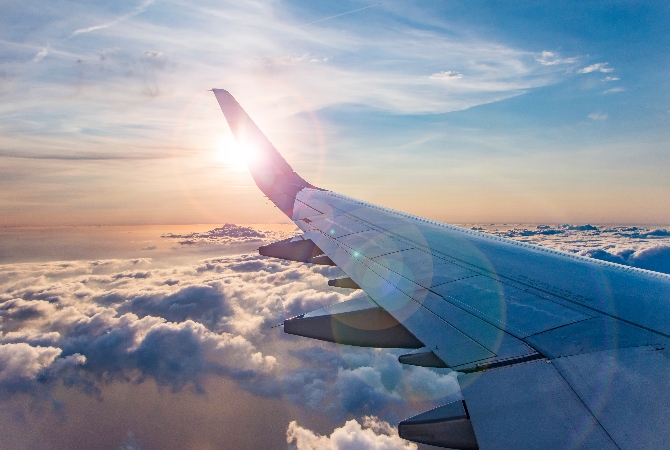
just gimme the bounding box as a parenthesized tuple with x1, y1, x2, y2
(0, 232, 459, 440)
(473, 223, 670, 274)
(2, 222, 669, 447)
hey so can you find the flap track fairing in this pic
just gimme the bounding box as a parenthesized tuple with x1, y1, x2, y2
(399, 400, 479, 449)
(398, 348, 449, 368)
(259, 237, 335, 265)
(327, 277, 361, 289)
(284, 297, 423, 348)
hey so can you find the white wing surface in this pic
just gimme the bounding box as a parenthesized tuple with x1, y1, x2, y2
(213, 89, 670, 450)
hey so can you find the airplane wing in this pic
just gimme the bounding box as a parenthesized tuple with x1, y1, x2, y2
(212, 89, 670, 450)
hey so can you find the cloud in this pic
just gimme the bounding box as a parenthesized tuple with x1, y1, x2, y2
(430, 71, 464, 79)
(0, 255, 296, 397)
(473, 224, 670, 275)
(2, 0, 582, 136)
(32, 45, 50, 63)
(588, 112, 608, 120)
(286, 416, 417, 450)
(603, 87, 625, 94)
(142, 51, 162, 59)
(0, 343, 85, 395)
(305, 3, 381, 26)
(586, 245, 670, 274)
(161, 224, 271, 246)
(0, 150, 170, 161)
(130, 320, 277, 392)
(0, 244, 458, 418)
(3, 224, 669, 446)
(0, 343, 61, 383)
(578, 63, 614, 73)
(69, 0, 155, 38)
(0, 250, 375, 405)
(0, 0, 599, 225)
(283, 346, 459, 419)
(602, 76, 620, 81)
(536, 51, 578, 66)
(120, 432, 141, 450)
(117, 284, 233, 330)
(627, 246, 670, 273)
(4, 222, 666, 444)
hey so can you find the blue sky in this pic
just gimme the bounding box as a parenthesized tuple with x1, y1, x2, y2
(1, 0, 669, 225)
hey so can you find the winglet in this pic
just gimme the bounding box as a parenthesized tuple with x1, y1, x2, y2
(211, 89, 319, 217)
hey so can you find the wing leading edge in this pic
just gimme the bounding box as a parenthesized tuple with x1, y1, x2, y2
(212, 89, 670, 450)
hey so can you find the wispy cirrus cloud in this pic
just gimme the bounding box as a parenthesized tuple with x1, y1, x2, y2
(578, 62, 614, 73)
(603, 87, 625, 94)
(0, 0, 591, 228)
(305, 3, 381, 26)
(430, 70, 464, 79)
(588, 112, 608, 120)
(31, 45, 50, 62)
(0, 149, 170, 161)
(536, 50, 578, 66)
(68, 0, 155, 38)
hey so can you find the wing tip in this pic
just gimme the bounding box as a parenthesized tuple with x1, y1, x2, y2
(210, 88, 320, 217)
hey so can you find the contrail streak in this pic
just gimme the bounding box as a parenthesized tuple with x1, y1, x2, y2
(306, 3, 380, 25)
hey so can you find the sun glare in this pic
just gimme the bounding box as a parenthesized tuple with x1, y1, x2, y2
(218, 136, 248, 172)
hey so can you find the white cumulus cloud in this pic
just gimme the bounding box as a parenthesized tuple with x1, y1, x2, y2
(286, 416, 417, 450)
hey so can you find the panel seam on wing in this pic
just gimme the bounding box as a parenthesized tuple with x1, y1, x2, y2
(314, 190, 669, 280)
(325, 231, 527, 355)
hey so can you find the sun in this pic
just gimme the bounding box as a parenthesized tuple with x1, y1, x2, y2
(217, 136, 248, 172)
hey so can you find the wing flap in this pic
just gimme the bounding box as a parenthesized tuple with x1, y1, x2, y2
(460, 360, 619, 450)
(552, 346, 670, 449)
(525, 317, 666, 358)
(419, 292, 537, 366)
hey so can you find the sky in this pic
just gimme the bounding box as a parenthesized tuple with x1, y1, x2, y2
(1, 0, 669, 226)
(2, 2, 670, 449)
